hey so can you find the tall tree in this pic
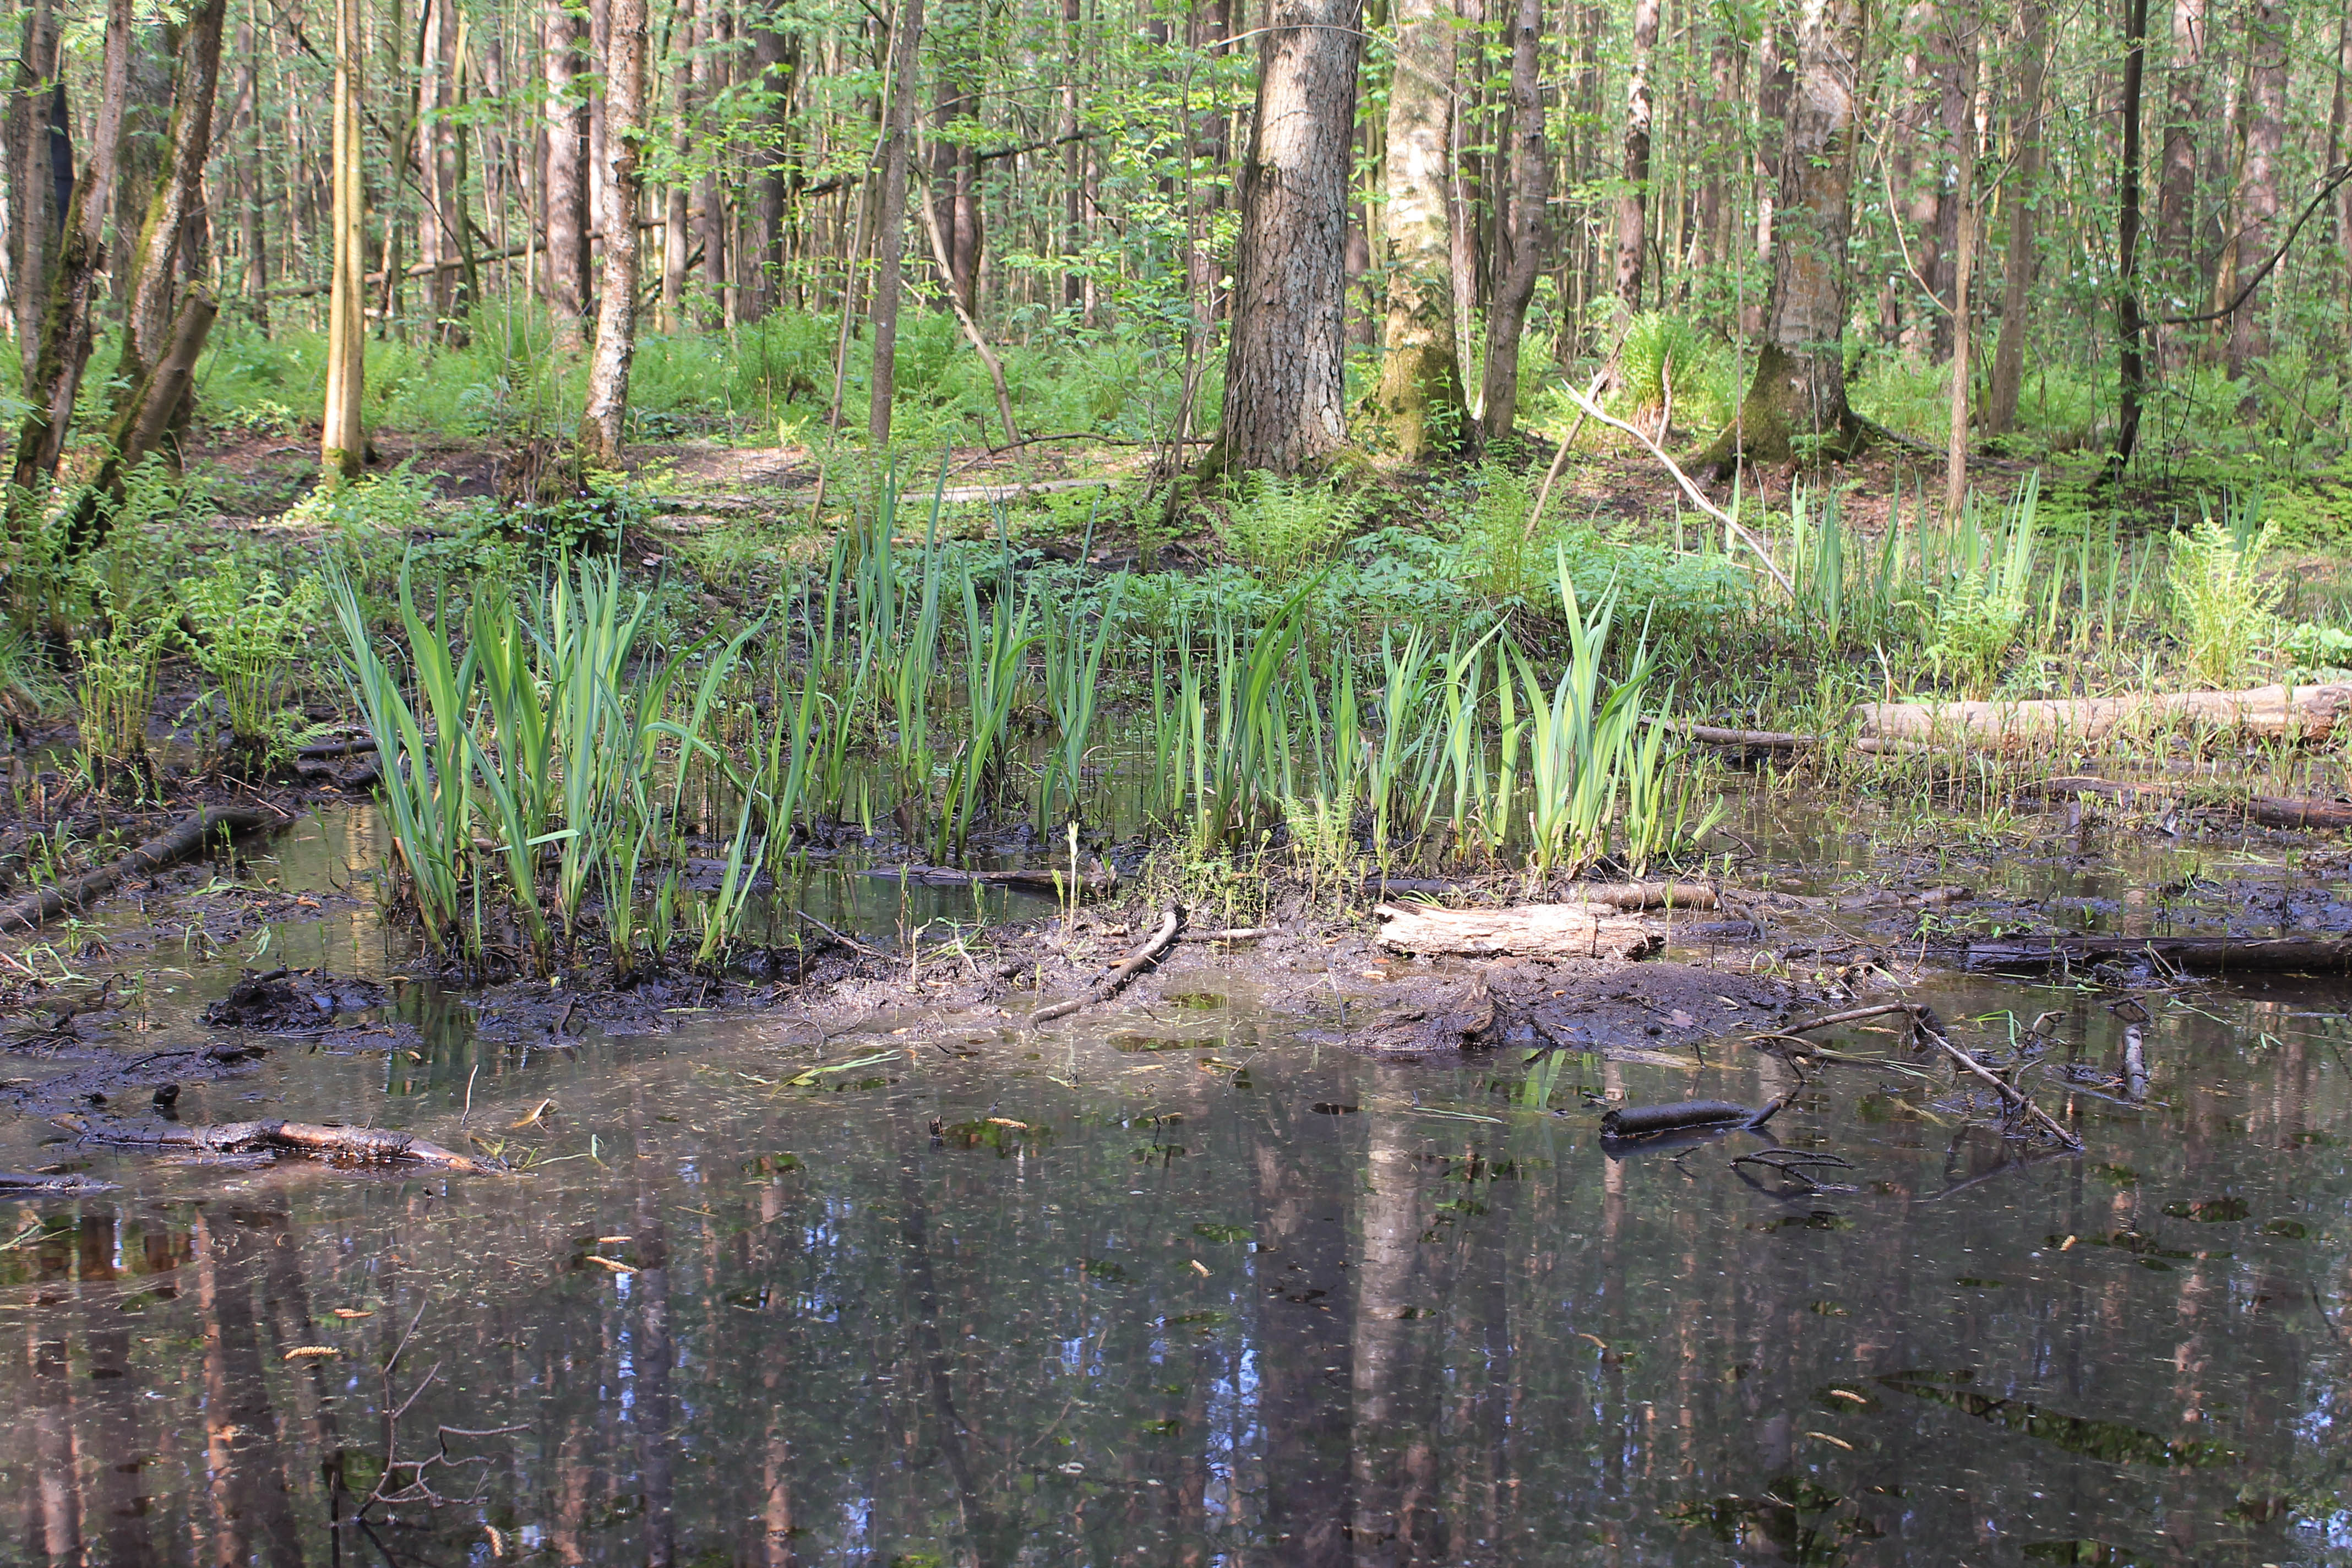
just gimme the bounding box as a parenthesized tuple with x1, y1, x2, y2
(2156, 0, 2207, 263)
(9, 0, 131, 499)
(2225, 0, 2285, 378)
(320, 0, 366, 481)
(866, 0, 925, 449)
(117, 0, 228, 399)
(1987, 0, 2046, 434)
(1941, 14, 1979, 516)
(4, 0, 62, 389)
(2110, 0, 2150, 473)
(579, 0, 650, 463)
(1377, 0, 1465, 459)
(545, 0, 591, 334)
(1615, 0, 1659, 307)
(1221, 0, 1364, 473)
(1479, 0, 1549, 440)
(1701, 0, 1866, 473)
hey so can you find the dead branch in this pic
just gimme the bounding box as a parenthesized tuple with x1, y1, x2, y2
(1908, 1011, 2083, 1149)
(58, 1114, 510, 1173)
(1030, 906, 1183, 1025)
(1967, 934, 2352, 972)
(0, 805, 275, 933)
(1374, 901, 1660, 960)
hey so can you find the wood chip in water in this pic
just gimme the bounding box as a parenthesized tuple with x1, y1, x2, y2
(282, 1346, 337, 1361)
(585, 1256, 635, 1275)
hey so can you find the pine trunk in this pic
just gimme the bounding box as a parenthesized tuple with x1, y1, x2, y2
(579, 0, 649, 465)
(1218, 0, 1363, 475)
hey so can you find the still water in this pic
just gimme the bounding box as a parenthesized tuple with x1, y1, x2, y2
(0, 813, 2348, 1564)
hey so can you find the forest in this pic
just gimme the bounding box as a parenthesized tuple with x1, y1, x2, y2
(6, 0, 2352, 1560)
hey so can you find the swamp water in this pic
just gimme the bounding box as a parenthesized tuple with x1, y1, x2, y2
(0, 810, 2348, 1565)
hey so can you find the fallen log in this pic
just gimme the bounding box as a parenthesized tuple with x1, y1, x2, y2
(857, 863, 1114, 895)
(1682, 725, 1924, 757)
(2032, 775, 2352, 831)
(1600, 1097, 1783, 1140)
(1859, 683, 2352, 749)
(0, 1170, 116, 1193)
(1560, 880, 1718, 911)
(1374, 902, 1660, 961)
(58, 1114, 508, 1173)
(0, 806, 274, 933)
(1030, 906, 1184, 1025)
(1967, 934, 2352, 972)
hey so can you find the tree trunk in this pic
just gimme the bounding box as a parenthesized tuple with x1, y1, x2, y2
(1060, 0, 1084, 310)
(116, 0, 226, 400)
(231, 13, 269, 330)
(865, 0, 925, 450)
(1614, 0, 1658, 308)
(694, 0, 727, 327)
(1942, 21, 1979, 519)
(66, 288, 217, 548)
(2336, 0, 2352, 340)
(320, 0, 364, 481)
(1479, 0, 1547, 442)
(1747, 17, 1789, 338)
(1701, 0, 1865, 475)
(2224, 0, 2284, 379)
(109, 22, 177, 315)
(1376, 0, 1463, 459)
(5, 0, 61, 391)
(8, 0, 130, 498)
(1220, 0, 1363, 474)
(578, 0, 649, 465)
(1986, 0, 2045, 434)
(745, 23, 791, 321)
(929, 58, 982, 316)
(2110, 0, 2149, 473)
(659, 0, 697, 333)
(2156, 0, 2206, 264)
(544, 0, 590, 335)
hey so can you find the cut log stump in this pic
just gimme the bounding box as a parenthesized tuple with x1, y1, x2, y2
(1374, 902, 1661, 960)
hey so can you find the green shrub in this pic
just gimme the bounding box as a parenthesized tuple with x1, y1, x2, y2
(180, 558, 326, 767)
(1218, 473, 1358, 577)
(2170, 508, 2282, 686)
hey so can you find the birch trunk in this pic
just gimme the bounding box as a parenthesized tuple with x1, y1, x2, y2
(320, 0, 365, 482)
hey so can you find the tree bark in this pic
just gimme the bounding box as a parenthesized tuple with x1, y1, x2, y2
(320, 0, 365, 482)
(694, 0, 727, 326)
(2336, 0, 2352, 339)
(116, 0, 226, 401)
(1376, 0, 1464, 459)
(1217, 0, 1363, 475)
(231, 12, 269, 330)
(579, 0, 649, 465)
(1700, 0, 1865, 474)
(659, 0, 698, 333)
(1986, 0, 2045, 434)
(2156, 0, 2206, 264)
(1614, 0, 1659, 308)
(7, 0, 130, 497)
(2110, 0, 2149, 474)
(866, 0, 925, 450)
(5, 0, 61, 390)
(1479, 0, 1547, 441)
(745, 23, 792, 321)
(544, 0, 590, 334)
(66, 286, 218, 547)
(2224, 0, 2285, 379)
(1942, 21, 1978, 518)
(929, 50, 982, 316)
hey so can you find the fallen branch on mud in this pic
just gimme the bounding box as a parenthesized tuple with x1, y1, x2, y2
(1029, 906, 1183, 1025)
(1757, 1002, 2081, 1148)
(2030, 775, 2352, 831)
(1966, 934, 2352, 972)
(0, 806, 275, 933)
(56, 1115, 510, 1173)
(1375, 901, 1660, 960)
(1363, 875, 1718, 910)
(1681, 724, 1925, 757)
(857, 863, 1115, 895)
